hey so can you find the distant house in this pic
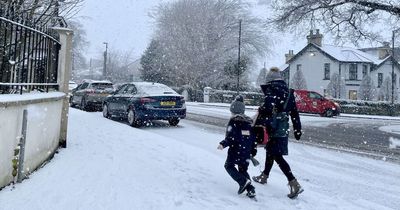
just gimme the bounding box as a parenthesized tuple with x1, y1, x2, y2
(282, 29, 400, 101)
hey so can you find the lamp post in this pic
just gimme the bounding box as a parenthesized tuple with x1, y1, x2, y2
(392, 29, 400, 104)
(237, 19, 242, 95)
(103, 42, 108, 80)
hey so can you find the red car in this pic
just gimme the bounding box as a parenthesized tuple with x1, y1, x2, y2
(293, 90, 340, 117)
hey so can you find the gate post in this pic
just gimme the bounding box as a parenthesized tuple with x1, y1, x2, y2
(53, 27, 74, 148)
(204, 87, 212, 103)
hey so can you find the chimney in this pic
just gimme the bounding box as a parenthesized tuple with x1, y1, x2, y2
(285, 50, 294, 64)
(307, 29, 323, 46)
(378, 42, 390, 59)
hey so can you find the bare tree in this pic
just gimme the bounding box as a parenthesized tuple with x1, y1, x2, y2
(358, 75, 376, 100)
(0, 0, 84, 25)
(151, 0, 271, 89)
(291, 68, 307, 90)
(105, 48, 138, 83)
(268, 0, 400, 44)
(326, 72, 346, 98)
(68, 20, 89, 80)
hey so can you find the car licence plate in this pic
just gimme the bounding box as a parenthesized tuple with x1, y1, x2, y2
(161, 101, 176, 106)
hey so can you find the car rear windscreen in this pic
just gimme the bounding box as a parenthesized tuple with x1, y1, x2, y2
(91, 83, 113, 90)
(137, 84, 177, 95)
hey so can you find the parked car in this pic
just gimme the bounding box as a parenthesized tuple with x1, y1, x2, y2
(68, 81, 78, 104)
(102, 82, 186, 127)
(294, 89, 340, 117)
(70, 80, 114, 111)
(68, 81, 78, 91)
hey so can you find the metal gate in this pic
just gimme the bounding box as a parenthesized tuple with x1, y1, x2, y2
(0, 9, 61, 94)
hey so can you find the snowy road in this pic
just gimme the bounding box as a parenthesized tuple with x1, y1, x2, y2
(0, 109, 399, 210)
(186, 103, 400, 162)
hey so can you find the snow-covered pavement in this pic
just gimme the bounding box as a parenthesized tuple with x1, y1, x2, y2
(0, 108, 399, 210)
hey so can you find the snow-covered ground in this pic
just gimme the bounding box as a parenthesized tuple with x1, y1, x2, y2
(0, 108, 399, 210)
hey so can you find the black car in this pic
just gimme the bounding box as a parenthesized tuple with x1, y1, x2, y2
(102, 82, 186, 127)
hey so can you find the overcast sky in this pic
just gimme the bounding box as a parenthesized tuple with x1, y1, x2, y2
(77, 0, 164, 59)
(75, 0, 390, 74)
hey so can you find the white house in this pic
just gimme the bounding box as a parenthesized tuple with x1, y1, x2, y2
(282, 30, 400, 101)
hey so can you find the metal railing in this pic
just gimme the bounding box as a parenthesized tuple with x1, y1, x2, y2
(0, 10, 61, 94)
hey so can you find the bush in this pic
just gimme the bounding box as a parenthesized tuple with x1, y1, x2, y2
(333, 99, 400, 116)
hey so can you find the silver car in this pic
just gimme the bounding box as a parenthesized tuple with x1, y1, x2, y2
(70, 80, 114, 111)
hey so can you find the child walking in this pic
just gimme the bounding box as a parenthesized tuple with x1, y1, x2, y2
(217, 95, 258, 198)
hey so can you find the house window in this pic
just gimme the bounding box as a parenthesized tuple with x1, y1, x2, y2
(370, 65, 373, 73)
(296, 64, 302, 71)
(349, 90, 358, 100)
(324, 63, 330, 79)
(362, 65, 368, 78)
(349, 64, 358, 80)
(378, 73, 383, 88)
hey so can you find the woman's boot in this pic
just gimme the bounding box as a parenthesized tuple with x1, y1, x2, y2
(252, 172, 268, 184)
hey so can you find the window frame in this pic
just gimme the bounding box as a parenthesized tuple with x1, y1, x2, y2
(378, 73, 383, 88)
(362, 64, 368, 78)
(324, 63, 330, 80)
(349, 90, 358, 100)
(349, 64, 358, 80)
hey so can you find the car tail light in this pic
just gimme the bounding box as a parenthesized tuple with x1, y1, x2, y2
(85, 89, 95, 94)
(140, 97, 156, 104)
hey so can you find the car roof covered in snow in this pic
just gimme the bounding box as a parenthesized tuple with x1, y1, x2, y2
(82, 79, 113, 84)
(129, 82, 180, 96)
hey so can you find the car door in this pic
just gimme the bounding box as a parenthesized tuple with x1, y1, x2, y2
(108, 84, 128, 113)
(73, 82, 88, 104)
(308, 92, 323, 114)
(293, 91, 307, 112)
(119, 84, 137, 114)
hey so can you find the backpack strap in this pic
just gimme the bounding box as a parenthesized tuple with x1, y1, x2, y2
(283, 89, 291, 111)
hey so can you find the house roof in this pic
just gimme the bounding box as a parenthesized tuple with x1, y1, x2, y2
(320, 44, 380, 64)
(279, 63, 289, 71)
(288, 43, 381, 64)
(375, 55, 400, 70)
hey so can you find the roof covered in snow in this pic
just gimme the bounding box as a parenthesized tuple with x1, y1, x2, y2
(318, 44, 380, 64)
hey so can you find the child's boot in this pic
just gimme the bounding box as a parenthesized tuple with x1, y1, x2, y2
(238, 179, 251, 194)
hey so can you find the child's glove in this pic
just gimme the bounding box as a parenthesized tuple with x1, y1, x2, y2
(217, 144, 224, 150)
(251, 148, 257, 157)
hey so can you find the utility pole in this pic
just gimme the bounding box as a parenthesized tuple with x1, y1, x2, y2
(392, 30, 395, 105)
(237, 19, 242, 95)
(89, 58, 92, 79)
(103, 42, 108, 80)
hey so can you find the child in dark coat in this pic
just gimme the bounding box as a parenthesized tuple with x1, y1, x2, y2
(217, 95, 258, 198)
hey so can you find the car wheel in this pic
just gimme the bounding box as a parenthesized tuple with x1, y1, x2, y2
(103, 104, 111, 119)
(81, 97, 87, 111)
(128, 108, 142, 127)
(70, 96, 75, 107)
(168, 118, 180, 126)
(324, 109, 334, 117)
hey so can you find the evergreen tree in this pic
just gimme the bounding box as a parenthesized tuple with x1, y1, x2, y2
(326, 73, 346, 99)
(378, 76, 398, 102)
(358, 75, 376, 101)
(291, 69, 307, 90)
(139, 40, 172, 85)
